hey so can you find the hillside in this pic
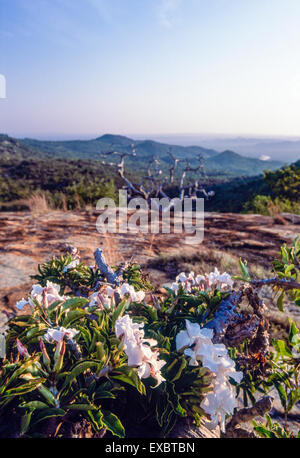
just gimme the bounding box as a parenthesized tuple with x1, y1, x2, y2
(1, 133, 283, 176)
(205, 150, 283, 175)
(0, 133, 298, 214)
(0, 134, 46, 160)
(21, 134, 218, 160)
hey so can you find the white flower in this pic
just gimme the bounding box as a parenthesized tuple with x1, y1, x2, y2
(176, 319, 214, 366)
(89, 285, 116, 309)
(15, 298, 29, 311)
(62, 259, 80, 273)
(200, 381, 238, 432)
(117, 283, 145, 303)
(106, 285, 115, 296)
(206, 268, 233, 290)
(115, 314, 144, 343)
(173, 268, 233, 294)
(176, 272, 188, 283)
(15, 282, 67, 312)
(115, 315, 166, 386)
(137, 347, 166, 387)
(171, 282, 179, 295)
(187, 272, 196, 284)
(44, 326, 79, 343)
(176, 319, 243, 431)
(216, 272, 234, 290)
(214, 356, 243, 385)
(195, 274, 206, 284)
(29, 281, 67, 307)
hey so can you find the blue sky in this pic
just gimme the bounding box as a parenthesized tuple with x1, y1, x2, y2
(1, 0, 300, 139)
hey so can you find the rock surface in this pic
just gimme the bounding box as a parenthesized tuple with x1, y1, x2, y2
(0, 210, 299, 312)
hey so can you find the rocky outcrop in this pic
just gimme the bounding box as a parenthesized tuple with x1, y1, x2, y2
(0, 210, 299, 311)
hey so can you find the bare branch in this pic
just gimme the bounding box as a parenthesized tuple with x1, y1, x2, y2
(204, 289, 244, 343)
(224, 314, 261, 347)
(99, 143, 214, 204)
(251, 277, 300, 291)
(94, 248, 122, 285)
(226, 396, 273, 438)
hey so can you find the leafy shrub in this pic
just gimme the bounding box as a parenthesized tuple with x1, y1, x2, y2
(243, 161, 300, 216)
(243, 195, 300, 216)
(0, 240, 299, 438)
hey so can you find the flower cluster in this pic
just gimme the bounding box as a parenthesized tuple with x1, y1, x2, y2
(176, 320, 243, 432)
(115, 315, 166, 386)
(171, 268, 233, 294)
(15, 281, 67, 311)
(89, 283, 145, 310)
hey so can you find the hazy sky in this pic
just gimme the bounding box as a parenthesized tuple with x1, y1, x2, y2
(1, 0, 300, 139)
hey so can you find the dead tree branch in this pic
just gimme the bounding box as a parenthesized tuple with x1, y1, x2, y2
(204, 289, 244, 343)
(224, 314, 261, 347)
(99, 144, 214, 205)
(94, 248, 122, 285)
(225, 396, 273, 438)
(251, 277, 300, 291)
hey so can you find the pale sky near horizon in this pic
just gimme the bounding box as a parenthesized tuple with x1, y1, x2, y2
(1, 0, 300, 139)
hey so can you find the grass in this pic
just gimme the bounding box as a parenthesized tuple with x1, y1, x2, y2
(19, 192, 52, 215)
(147, 247, 269, 279)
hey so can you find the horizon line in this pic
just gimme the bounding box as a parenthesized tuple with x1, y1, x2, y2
(2, 131, 300, 142)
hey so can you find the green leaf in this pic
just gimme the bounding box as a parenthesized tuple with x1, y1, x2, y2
(273, 339, 293, 358)
(37, 385, 57, 406)
(288, 319, 300, 346)
(288, 388, 300, 412)
(62, 309, 87, 327)
(167, 355, 187, 383)
(3, 379, 45, 397)
(19, 401, 49, 410)
(253, 425, 275, 438)
(87, 409, 104, 432)
(20, 410, 34, 435)
(238, 259, 251, 281)
(94, 388, 116, 400)
(33, 408, 66, 425)
(111, 300, 127, 327)
(110, 366, 146, 395)
(47, 299, 64, 313)
(102, 410, 125, 438)
(63, 360, 99, 388)
(274, 382, 287, 409)
(276, 291, 285, 312)
(64, 404, 98, 411)
(61, 297, 89, 312)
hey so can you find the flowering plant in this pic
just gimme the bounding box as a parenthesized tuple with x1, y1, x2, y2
(0, 239, 299, 438)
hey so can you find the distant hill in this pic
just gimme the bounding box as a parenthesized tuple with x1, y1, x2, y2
(0, 133, 283, 176)
(0, 134, 46, 160)
(205, 150, 283, 175)
(19, 134, 218, 161)
(164, 135, 300, 162)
